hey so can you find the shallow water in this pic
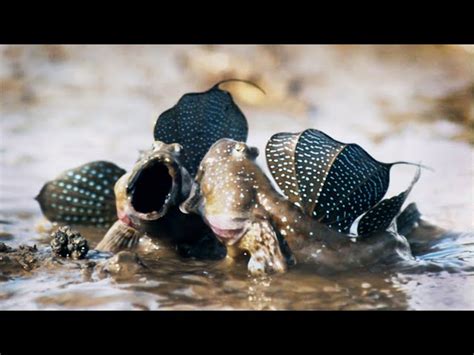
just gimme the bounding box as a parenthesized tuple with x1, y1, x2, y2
(1, 45, 473, 309)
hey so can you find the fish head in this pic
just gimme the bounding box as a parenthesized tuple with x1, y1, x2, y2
(199, 138, 259, 167)
(116, 141, 192, 227)
(181, 138, 262, 245)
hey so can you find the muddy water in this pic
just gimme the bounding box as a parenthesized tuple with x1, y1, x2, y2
(1, 45, 473, 310)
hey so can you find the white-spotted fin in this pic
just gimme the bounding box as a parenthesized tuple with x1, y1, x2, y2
(35, 161, 126, 228)
(95, 220, 141, 253)
(357, 167, 420, 236)
(265, 129, 422, 235)
(154, 82, 248, 176)
(264, 132, 302, 206)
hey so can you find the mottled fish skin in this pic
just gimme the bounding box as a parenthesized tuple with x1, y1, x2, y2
(182, 139, 413, 274)
(266, 129, 422, 235)
(154, 82, 248, 177)
(36, 161, 126, 228)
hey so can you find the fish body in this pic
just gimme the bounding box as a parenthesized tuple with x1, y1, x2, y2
(95, 141, 225, 258)
(37, 82, 250, 259)
(181, 138, 414, 275)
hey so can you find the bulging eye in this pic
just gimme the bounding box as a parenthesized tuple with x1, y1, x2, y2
(172, 143, 182, 153)
(233, 143, 246, 153)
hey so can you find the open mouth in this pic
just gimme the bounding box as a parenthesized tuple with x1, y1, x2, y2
(205, 216, 247, 245)
(209, 225, 245, 245)
(129, 159, 174, 217)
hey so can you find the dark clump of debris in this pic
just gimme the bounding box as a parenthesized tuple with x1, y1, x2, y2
(0, 242, 13, 253)
(50, 226, 89, 260)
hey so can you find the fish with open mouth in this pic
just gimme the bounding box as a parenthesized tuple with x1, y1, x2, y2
(180, 131, 424, 275)
(36, 80, 255, 258)
(93, 141, 227, 256)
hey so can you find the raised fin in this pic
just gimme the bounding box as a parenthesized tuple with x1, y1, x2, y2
(265, 132, 303, 208)
(95, 220, 142, 253)
(357, 167, 421, 236)
(35, 161, 126, 228)
(396, 202, 422, 236)
(213, 78, 266, 95)
(154, 82, 248, 176)
(266, 129, 424, 234)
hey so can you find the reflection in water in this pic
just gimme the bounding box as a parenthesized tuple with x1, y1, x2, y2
(0, 221, 473, 309)
(247, 276, 273, 310)
(0, 45, 473, 309)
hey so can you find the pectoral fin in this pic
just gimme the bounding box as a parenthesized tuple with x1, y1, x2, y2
(95, 220, 142, 253)
(238, 219, 288, 275)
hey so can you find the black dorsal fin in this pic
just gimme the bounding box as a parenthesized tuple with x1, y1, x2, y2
(357, 166, 421, 236)
(154, 82, 249, 176)
(264, 132, 302, 207)
(266, 129, 423, 235)
(35, 161, 125, 228)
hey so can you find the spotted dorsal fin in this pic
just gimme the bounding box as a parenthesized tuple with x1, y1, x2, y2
(357, 167, 420, 236)
(35, 161, 125, 228)
(264, 132, 302, 207)
(154, 83, 248, 176)
(266, 129, 422, 235)
(266, 129, 348, 216)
